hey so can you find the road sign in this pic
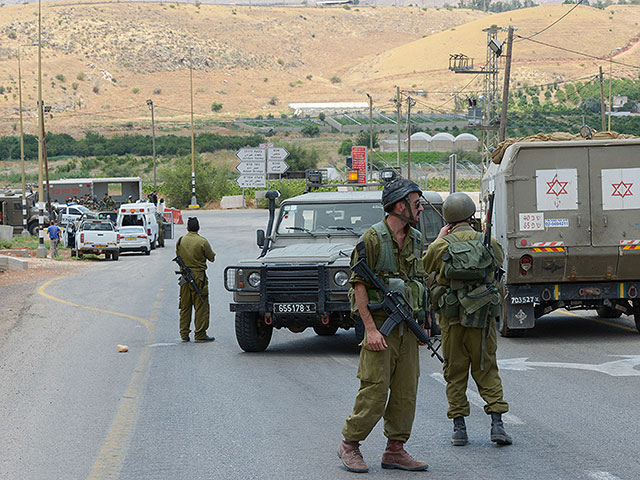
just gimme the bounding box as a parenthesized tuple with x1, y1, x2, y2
(236, 148, 266, 162)
(236, 161, 266, 175)
(267, 160, 289, 174)
(267, 147, 290, 161)
(351, 145, 367, 184)
(236, 174, 266, 188)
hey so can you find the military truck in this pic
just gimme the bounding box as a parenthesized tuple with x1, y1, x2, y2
(483, 138, 640, 336)
(224, 189, 445, 352)
(0, 189, 51, 235)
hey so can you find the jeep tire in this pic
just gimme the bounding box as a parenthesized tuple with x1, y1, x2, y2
(596, 305, 622, 319)
(313, 324, 339, 336)
(235, 312, 272, 352)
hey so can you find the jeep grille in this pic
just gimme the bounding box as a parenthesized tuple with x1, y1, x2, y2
(265, 267, 320, 302)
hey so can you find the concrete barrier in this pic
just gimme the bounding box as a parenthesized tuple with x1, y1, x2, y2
(0, 255, 28, 271)
(0, 225, 13, 243)
(220, 195, 245, 209)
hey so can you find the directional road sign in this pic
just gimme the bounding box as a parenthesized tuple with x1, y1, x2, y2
(236, 174, 266, 188)
(267, 147, 289, 161)
(236, 161, 266, 175)
(236, 148, 266, 162)
(267, 160, 289, 174)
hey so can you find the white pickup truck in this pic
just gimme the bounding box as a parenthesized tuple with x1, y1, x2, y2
(74, 219, 120, 260)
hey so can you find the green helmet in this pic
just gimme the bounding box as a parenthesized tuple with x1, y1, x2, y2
(381, 178, 422, 212)
(443, 192, 476, 223)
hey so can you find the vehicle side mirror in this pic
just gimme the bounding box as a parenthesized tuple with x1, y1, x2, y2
(256, 229, 265, 248)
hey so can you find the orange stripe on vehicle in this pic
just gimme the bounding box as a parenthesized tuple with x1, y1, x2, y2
(622, 245, 640, 250)
(533, 247, 565, 252)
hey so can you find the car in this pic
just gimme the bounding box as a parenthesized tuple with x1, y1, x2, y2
(58, 204, 95, 227)
(117, 202, 159, 249)
(117, 225, 151, 255)
(74, 219, 120, 260)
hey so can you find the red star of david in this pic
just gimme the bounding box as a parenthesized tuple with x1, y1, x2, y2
(612, 181, 633, 198)
(546, 175, 569, 196)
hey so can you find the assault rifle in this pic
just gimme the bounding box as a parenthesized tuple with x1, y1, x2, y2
(351, 258, 444, 363)
(484, 192, 505, 281)
(173, 253, 206, 305)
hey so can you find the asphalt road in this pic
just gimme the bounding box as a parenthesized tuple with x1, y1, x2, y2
(1, 209, 639, 480)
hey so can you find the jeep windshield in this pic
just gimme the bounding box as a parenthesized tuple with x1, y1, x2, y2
(276, 202, 385, 236)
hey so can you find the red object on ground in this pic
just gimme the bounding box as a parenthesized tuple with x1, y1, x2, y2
(163, 208, 183, 224)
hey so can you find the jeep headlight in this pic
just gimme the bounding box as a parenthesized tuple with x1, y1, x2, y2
(334, 270, 350, 287)
(247, 271, 261, 288)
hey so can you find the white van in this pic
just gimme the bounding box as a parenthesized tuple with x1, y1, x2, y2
(117, 202, 159, 249)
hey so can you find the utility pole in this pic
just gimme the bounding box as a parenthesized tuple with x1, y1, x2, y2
(608, 54, 612, 132)
(147, 99, 157, 190)
(188, 46, 198, 209)
(366, 93, 373, 183)
(42, 105, 52, 216)
(396, 86, 402, 169)
(406, 96, 414, 180)
(599, 66, 606, 132)
(498, 26, 514, 143)
(36, 0, 46, 257)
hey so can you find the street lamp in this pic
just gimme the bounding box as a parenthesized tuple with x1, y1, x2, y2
(188, 46, 199, 209)
(17, 42, 38, 235)
(146, 99, 157, 190)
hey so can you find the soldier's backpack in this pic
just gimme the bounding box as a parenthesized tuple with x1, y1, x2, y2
(437, 232, 501, 329)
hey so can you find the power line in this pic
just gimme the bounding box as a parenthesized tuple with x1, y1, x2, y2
(515, 0, 585, 43)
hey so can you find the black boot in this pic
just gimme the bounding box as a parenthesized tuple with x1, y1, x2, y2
(490, 413, 512, 445)
(451, 417, 468, 446)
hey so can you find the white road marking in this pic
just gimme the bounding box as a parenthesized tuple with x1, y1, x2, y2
(498, 356, 640, 377)
(430, 373, 524, 425)
(148, 342, 177, 347)
(587, 471, 623, 480)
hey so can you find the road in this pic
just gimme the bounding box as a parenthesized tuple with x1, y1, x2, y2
(1, 209, 639, 480)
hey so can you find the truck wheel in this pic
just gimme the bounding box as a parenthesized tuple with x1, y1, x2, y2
(235, 312, 272, 352)
(635, 315, 640, 334)
(105, 252, 111, 260)
(76, 249, 83, 258)
(112, 251, 119, 261)
(28, 222, 39, 236)
(353, 315, 365, 344)
(596, 305, 622, 319)
(145, 248, 151, 256)
(151, 239, 156, 250)
(313, 324, 339, 336)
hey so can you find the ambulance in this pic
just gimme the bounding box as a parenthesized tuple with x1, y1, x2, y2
(116, 202, 159, 249)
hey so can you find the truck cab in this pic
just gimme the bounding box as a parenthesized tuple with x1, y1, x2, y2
(0, 189, 50, 235)
(224, 189, 444, 352)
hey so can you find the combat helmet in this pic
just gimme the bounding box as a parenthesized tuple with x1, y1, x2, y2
(443, 192, 476, 223)
(381, 178, 422, 212)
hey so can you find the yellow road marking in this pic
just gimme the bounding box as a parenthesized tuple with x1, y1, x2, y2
(38, 277, 152, 329)
(557, 309, 637, 333)
(37, 276, 158, 479)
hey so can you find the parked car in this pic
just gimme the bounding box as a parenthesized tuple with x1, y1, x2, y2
(74, 219, 119, 260)
(117, 225, 151, 255)
(117, 202, 159, 249)
(58, 204, 95, 226)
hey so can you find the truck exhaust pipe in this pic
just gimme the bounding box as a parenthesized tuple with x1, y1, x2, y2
(259, 190, 280, 258)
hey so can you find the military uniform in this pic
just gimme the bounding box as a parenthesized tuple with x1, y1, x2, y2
(342, 218, 425, 443)
(423, 224, 509, 419)
(176, 231, 215, 341)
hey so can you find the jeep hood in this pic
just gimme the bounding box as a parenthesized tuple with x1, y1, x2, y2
(260, 243, 354, 264)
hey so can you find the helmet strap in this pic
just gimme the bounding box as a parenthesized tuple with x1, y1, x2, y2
(389, 198, 418, 226)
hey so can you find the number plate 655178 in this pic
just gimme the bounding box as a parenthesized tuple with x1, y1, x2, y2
(273, 303, 316, 314)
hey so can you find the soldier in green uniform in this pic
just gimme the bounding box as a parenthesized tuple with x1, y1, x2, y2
(338, 179, 430, 473)
(176, 217, 215, 343)
(422, 192, 512, 447)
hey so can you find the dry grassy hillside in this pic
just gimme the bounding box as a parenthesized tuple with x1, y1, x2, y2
(347, 4, 640, 104)
(0, 1, 484, 135)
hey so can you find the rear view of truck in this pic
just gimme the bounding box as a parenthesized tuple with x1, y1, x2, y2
(484, 138, 640, 336)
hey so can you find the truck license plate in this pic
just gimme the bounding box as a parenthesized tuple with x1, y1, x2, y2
(95, 244, 107, 248)
(274, 303, 316, 314)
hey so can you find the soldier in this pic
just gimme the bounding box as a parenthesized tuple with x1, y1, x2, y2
(422, 192, 512, 447)
(176, 217, 215, 343)
(339, 179, 429, 473)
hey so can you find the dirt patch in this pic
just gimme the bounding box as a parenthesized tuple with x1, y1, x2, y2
(0, 252, 91, 343)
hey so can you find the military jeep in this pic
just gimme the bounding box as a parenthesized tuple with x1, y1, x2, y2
(224, 189, 444, 352)
(0, 189, 51, 235)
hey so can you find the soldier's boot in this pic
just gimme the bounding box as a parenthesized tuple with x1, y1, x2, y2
(338, 439, 369, 473)
(381, 440, 429, 471)
(451, 416, 468, 446)
(490, 413, 513, 446)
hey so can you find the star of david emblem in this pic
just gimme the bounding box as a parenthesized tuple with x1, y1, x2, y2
(546, 175, 569, 197)
(611, 181, 633, 198)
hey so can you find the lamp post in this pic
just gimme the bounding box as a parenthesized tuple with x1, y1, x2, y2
(366, 93, 373, 183)
(608, 47, 622, 132)
(36, 0, 46, 257)
(146, 99, 157, 191)
(17, 42, 37, 235)
(188, 46, 199, 209)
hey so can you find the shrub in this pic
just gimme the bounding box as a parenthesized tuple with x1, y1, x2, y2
(55, 74, 66, 82)
(132, 87, 140, 94)
(268, 96, 278, 106)
(211, 102, 223, 112)
(72, 82, 79, 90)
(76, 72, 85, 81)
(93, 85, 99, 94)
(338, 139, 353, 156)
(330, 75, 341, 84)
(153, 88, 162, 95)
(301, 124, 320, 137)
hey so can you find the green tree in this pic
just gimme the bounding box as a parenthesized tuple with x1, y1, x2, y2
(301, 124, 320, 137)
(355, 130, 379, 148)
(338, 139, 353, 156)
(280, 143, 319, 171)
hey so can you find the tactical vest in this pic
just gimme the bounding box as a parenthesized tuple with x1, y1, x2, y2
(350, 221, 426, 322)
(432, 232, 501, 329)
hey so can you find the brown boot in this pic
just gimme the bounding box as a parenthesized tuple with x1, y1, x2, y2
(338, 439, 369, 473)
(381, 439, 429, 471)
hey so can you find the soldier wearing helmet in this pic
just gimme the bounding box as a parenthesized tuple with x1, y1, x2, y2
(338, 178, 429, 473)
(422, 192, 512, 447)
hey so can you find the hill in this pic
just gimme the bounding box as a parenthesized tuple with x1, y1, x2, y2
(0, 1, 484, 136)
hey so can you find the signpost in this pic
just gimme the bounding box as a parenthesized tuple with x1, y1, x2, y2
(351, 145, 367, 184)
(236, 145, 289, 205)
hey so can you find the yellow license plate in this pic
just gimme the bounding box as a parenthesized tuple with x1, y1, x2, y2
(125, 237, 136, 241)
(95, 244, 107, 248)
